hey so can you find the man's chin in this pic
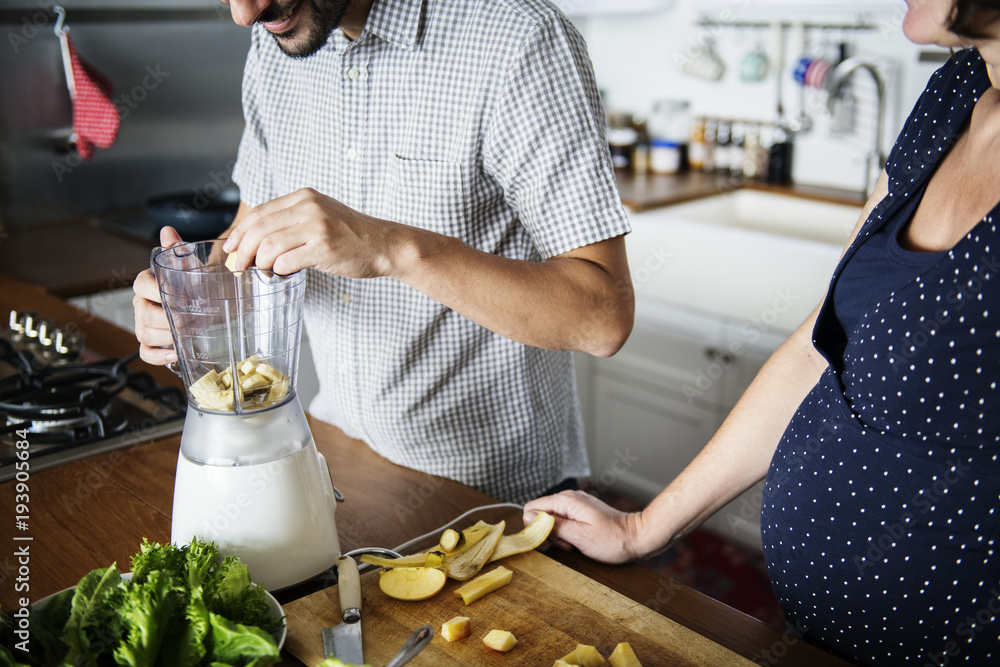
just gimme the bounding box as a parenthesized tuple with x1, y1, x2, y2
(264, 0, 350, 59)
(272, 32, 320, 58)
(269, 18, 333, 56)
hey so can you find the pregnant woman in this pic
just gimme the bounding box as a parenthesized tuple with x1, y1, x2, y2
(525, 1, 1000, 664)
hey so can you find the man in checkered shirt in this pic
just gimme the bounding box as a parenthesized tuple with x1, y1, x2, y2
(134, 0, 633, 504)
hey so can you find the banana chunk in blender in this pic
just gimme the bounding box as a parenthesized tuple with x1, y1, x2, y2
(189, 357, 290, 412)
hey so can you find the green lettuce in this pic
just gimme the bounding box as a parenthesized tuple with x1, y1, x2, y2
(0, 539, 283, 667)
(206, 612, 279, 666)
(61, 565, 126, 665)
(112, 570, 183, 667)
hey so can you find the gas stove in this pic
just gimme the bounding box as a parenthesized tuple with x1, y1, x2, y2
(0, 310, 186, 481)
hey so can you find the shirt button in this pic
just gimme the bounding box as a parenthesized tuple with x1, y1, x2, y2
(349, 419, 359, 430)
(346, 147, 358, 159)
(347, 67, 360, 80)
(341, 292, 352, 304)
(339, 361, 350, 373)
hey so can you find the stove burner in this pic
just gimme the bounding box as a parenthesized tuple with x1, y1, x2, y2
(0, 324, 187, 481)
(0, 343, 165, 445)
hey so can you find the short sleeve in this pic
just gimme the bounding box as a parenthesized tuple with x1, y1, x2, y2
(884, 49, 988, 189)
(232, 26, 276, 208)
(482, 15, 630, 259)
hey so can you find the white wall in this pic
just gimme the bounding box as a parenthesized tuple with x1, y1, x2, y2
(569, 0, 948, 193)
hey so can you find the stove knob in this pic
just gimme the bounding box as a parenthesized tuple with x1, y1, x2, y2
(37, 319, 55, 347)
(53, 329, 69, 355)
(53, 329, 84, 359)
(8, 309, 31, 336)
(22, 312, 40, 340)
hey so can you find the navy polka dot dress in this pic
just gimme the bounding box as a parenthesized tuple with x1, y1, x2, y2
(761, 49, 999, 665)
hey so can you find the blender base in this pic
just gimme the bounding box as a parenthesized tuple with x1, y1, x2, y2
(171, 400, 341, 591)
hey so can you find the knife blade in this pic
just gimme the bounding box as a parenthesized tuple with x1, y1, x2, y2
(321, 555, 363, 664)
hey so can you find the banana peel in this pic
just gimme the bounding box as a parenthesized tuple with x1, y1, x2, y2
(445, 520, 505, 581)
(360, 524, 491, 570)
(488, 511, 555, 562)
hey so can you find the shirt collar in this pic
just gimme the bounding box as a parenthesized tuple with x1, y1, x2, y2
(363, 0, 425, 51)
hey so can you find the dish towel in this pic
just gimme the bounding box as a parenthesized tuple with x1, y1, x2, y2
(61, 32, 120, 160)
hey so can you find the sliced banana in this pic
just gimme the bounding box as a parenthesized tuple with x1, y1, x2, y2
(189, 356, 290, 412)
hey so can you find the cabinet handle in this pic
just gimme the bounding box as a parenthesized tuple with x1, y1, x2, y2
(704, 348, 735, 365)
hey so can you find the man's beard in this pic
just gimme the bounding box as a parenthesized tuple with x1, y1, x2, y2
(259, 0, 355, 58)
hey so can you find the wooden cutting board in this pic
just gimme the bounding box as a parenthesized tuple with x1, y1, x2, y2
(283, 550, 754, 666)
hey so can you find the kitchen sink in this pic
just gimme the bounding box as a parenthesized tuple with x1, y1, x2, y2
(624, 190, 864, 331)
(650, 189, 863, 246)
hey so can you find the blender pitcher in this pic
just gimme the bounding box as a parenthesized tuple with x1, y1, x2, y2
(152, 239, 341, 590)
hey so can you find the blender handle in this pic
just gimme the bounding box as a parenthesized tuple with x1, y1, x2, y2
(166, 360, 182, 378)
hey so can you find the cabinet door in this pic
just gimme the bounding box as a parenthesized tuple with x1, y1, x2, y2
(719, 321, 787, 412)
(588, 370, 720, 501)
(598, 303, 728, 412)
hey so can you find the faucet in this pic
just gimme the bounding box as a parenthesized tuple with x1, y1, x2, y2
(825, 57, 887, 197)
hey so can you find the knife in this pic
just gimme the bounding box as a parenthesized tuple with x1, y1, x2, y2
(321, 555, 363, 664)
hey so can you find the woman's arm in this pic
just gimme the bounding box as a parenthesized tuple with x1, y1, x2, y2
(523, 172, 890, 564)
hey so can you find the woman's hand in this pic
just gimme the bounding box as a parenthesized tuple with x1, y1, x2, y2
(523, 490, 646, 564)
(132, 226, 183, 366)
(221, 188, 399, 278)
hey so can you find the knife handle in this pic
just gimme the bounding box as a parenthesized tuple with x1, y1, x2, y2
(337, 555, 362, 622)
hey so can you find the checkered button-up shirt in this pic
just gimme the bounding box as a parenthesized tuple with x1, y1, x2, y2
(232, 0, 630, 503)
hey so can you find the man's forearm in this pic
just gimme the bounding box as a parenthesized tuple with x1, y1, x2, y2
(388, 223, 634, 357)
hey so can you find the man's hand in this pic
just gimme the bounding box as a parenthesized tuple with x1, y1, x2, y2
(523, 490, 645, 564)
(222, 188, 397, 278)
(133, 226, 184, 366)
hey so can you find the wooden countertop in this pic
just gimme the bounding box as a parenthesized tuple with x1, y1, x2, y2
(615, 170, 868, 211)
(0, 216, 156, 299)
(0, 271, 853, 666)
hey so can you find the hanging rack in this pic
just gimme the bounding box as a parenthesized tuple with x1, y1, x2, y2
(53, 6, 76, 102)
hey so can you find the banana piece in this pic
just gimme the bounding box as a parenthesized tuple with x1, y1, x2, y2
(189, 356, 289, 411)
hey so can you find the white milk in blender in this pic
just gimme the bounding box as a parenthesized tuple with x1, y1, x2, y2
(171, 440, 341, 590)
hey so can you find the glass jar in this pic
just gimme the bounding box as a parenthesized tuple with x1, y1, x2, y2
(649, 139, 682, 174)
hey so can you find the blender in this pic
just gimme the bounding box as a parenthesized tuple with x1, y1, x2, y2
(152, 239, 341, 590)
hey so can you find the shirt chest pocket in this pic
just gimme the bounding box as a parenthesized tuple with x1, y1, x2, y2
(384, 155, 469, 237)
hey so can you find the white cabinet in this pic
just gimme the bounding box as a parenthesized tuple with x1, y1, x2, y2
(580, 299, 777, 550)
(584, 305, 724, 499)
(578, 198, 847, 552)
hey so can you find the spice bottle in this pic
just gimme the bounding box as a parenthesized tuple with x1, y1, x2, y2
(702, 118, 717, 172)
(688, 117, 706, 171)
(729, 122, 746, 178)
(714, 121, 732, 174)
(741, 124, 767, 180)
